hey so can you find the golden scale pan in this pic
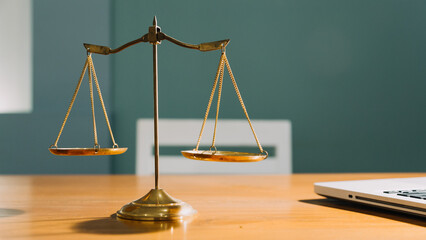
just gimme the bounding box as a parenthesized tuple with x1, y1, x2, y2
(180, 50, 268, 162)
(49, 54, 128, 156)
(49, 20, 267, 162)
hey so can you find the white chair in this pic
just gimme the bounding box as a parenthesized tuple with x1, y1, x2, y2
(136, 119, 292, 175)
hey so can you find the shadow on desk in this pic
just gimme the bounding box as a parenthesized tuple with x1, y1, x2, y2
(300, 198, 426, 227)
(73, 214, 182, 235)
(0, 208, 25, 218)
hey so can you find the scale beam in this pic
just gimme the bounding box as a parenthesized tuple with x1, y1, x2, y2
(84, 31, 229, 55)
(159, 33, 230, 51)
(84, 34, 149, 55)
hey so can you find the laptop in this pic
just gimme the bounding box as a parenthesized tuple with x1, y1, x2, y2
(314, 177, 426, 217)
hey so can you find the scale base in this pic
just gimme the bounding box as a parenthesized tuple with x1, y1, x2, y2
(116, 188, 197, 221)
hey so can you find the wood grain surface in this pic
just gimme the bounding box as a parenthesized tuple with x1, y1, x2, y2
(0, 173, 425, 239)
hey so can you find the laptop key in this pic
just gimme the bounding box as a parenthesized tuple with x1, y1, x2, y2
(385, 189, 426, 200)
(383, 191, 398, 194)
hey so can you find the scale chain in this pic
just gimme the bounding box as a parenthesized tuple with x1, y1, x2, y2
(223, 53, 264, 153)
(51, 56, 90, 148)
(195, 53, 225, 151)
(88, 55, 99, 148)
(195, 51, 265, 154)
(211, 55, 225, 150)
(51, 55, 119, 149)
(88, 55, 119, 148)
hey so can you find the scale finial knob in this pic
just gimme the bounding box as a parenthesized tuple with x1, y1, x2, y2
(153, 16, 157, 26)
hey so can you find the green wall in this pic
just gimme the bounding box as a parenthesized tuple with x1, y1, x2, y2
(112, 0, 426, 173)
(3, 1, 424, 174)
(0, 0, 113, 174)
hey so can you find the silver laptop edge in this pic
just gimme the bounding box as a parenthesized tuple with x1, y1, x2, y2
(314, 177, 426, 217)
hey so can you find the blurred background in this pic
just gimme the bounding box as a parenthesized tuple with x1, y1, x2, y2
(1, 0, 425, 174)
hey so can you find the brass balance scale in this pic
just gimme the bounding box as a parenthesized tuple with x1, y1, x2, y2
(49, 17, 268, 221)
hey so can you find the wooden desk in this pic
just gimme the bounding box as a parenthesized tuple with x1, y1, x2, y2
(0, 173, 425, 239)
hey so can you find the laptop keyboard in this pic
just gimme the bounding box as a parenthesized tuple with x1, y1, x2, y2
(383, 189, 426, 200)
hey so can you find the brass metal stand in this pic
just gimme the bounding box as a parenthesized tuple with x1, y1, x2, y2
(116, 189, 196, 221)
(84, 17, 229, 221)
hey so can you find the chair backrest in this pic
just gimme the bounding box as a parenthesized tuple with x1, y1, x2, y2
(136, 119, 292, 175)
